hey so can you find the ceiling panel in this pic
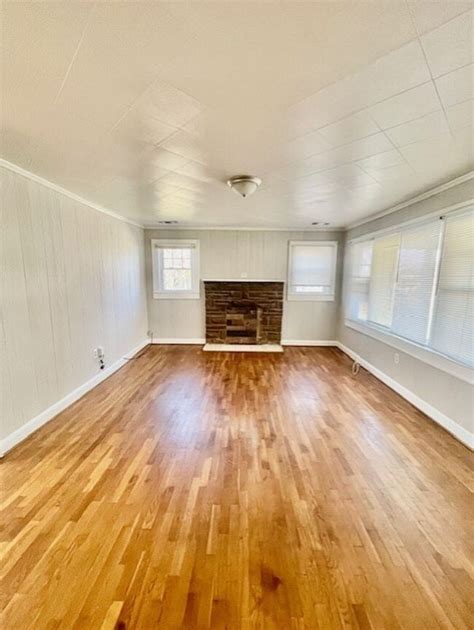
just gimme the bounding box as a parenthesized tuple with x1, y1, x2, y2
(318, 112, 381, 146)
(420, 11, 472, 78)
(435, 64, 474, 108)
(368, 82, 441, 130)
(385, 111, 450, 147)
(1, 1, 473, 229)
(407, 1, 472, 35)
(446, 100, 474, 131)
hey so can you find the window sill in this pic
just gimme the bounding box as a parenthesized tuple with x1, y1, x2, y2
(153, 292, 200, 300)
(345, 319, 474, 384)
(287, 294, 335, 302)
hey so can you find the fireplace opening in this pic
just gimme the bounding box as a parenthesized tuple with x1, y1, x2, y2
(226, 302, 262, 344)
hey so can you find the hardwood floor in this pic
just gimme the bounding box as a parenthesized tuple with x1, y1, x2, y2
(1, 346, 472, 629)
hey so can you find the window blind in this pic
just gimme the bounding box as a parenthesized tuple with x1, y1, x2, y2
(430, 211, 474, 366)
(345, 207, 474, 368)
(345, 240, 373, 321)
(391, 220, 442, 345)
(289, 242, 337, 296)
(368, 233, 400, 328)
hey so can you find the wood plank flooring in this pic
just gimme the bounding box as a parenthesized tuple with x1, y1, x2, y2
(1, 346, 472, 629)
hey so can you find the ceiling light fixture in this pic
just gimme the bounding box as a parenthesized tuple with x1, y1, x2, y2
(226, 175, 262, 198)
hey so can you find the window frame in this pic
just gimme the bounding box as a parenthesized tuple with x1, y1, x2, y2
(344, 203, 473, 383)
(287, 240, 338, 302)
(152, 238, 200, 300)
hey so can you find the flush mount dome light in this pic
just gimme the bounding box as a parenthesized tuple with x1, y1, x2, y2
(226, 175, 262, 198)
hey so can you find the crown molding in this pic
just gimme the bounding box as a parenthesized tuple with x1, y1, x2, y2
(3, 158, 471, 235)
(0, 158, 143, 229)
(143, 225, 344, 232)
(347, 171, 474, 230)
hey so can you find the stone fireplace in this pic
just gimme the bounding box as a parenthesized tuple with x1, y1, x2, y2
(204, 281, 284, 345)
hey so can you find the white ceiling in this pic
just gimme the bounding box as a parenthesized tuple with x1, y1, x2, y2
(1, 1, 473, 229)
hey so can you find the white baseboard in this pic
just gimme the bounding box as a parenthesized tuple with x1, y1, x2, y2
(281, 340, 338, 346)
(0, 339, 149, 458)
(151, 338, 205, 345)
(3, 337, 470, 454)
(336, 342, 473, 450)
(152, 339, 338, 347)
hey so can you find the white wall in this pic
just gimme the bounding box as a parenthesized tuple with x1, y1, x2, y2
(1, 166, 148, 451)
(339, 178, 474, 443)
(144, 228, 345, 343)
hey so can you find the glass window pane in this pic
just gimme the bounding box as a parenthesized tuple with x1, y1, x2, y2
(163, 268, 192, 291)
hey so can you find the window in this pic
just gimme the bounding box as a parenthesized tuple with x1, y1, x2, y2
(288, 241, 338, 300)
(368, 233, 400, 327)
(152, 239, 200, 299)
(430, 212, 473, 366)
(345, 240, 372, 321)
(345, 206, 474, 368)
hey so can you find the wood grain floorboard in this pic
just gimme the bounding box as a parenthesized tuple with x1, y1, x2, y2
(0, 346, 472, 629)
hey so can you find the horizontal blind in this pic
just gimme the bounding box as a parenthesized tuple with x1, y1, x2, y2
(290, 243, 336, 293)
(431, 210, 474, 366)
(345, 240, 373, 321)
(345, 207, 473, 368)
(391, 220, 442, 345)
(368, 233, 400, 328)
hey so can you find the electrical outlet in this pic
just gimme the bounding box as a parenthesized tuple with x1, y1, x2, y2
(147, 330, 154, 338)
(240, 272, 248, 278)
(93, 348, 99, 359)
(394, 352, 400, 365)
(93, 347, 105, 359)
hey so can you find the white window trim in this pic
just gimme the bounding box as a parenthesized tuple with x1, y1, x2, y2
(152, 238, 200, 300)
(287, 240, 338, 301)
(344, 202, 474, 383)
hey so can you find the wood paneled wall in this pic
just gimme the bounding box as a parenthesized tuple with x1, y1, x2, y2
(1, 167, 148, 443)
(144, 229, 345, 342)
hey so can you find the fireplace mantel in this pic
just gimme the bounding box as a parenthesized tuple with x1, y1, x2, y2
(203, 279, 284, 283)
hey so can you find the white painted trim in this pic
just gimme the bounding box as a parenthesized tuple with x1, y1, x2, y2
(151, 338, 205, 345)
(3, 159, 470, 234)
(0, 158, 143, 229)
(345, 320, 474, 384)
(153, 292, 200, 300)
(347, 201, 472, 243)
(281, 340, 338, 346)
(0, 339, 149, 458)
(203, 278, 284, 283)
(203, 343, 283, 353)
(144, 225, 344, 232)
(336, 342, 473, 450)
(287, 294, 335, 302)
(154, 338, 339, 347)
(347, 171, 474, 230)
